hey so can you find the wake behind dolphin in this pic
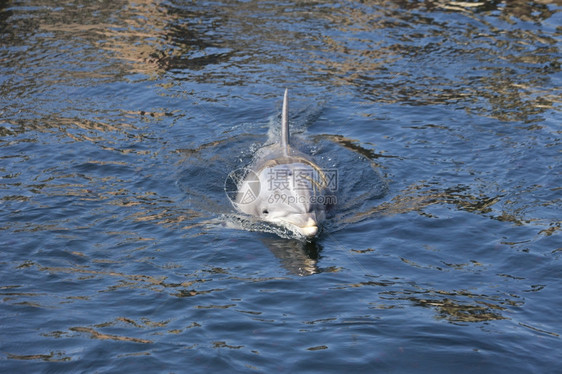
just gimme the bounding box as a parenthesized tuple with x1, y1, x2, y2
(227, 89, 334, 239)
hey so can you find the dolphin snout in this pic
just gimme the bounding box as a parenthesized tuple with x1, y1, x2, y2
(292, 216, 319, 238)
(268, 211, 323, 239)
(299, 224, 318, 238)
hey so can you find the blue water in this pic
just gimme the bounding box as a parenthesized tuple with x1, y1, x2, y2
(1, 0, 561, 372)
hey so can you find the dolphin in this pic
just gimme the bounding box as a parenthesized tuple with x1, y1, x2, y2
(232, 89, 329, 239)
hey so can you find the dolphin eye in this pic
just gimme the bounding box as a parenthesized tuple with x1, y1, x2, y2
(262, 209, 269, 215)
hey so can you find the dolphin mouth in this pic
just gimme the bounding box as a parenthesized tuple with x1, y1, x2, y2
(290, 217, 320, 238)
(271, 220, 319, 239)
(297, 225, 318, 238)
(268, 217, 320, 239)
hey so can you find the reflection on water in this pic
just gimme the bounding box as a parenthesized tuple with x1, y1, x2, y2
(349, 279, 513, 322)
(261, 237, 322, 276)
(345, 180, 558, 236)
(387, 288, 512, 323)
(310, 0, 560, 121)
(4, 0, 559, 117)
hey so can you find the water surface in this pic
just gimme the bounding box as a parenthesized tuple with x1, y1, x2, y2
(1, 0, 561, 372)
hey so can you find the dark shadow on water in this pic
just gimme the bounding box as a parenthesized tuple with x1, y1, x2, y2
(260, 237, 322, 277)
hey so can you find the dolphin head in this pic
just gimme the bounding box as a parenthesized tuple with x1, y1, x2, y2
(253, 163, 326, 239)
(259, 200, 323, 238)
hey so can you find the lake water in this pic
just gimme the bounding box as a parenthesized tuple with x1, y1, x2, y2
(1, 0, 561, 372)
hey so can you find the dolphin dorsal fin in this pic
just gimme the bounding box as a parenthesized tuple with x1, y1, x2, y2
(281, 88, 289, 154)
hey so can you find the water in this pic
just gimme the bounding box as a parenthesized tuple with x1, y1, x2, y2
(1, 0, 560, 372)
